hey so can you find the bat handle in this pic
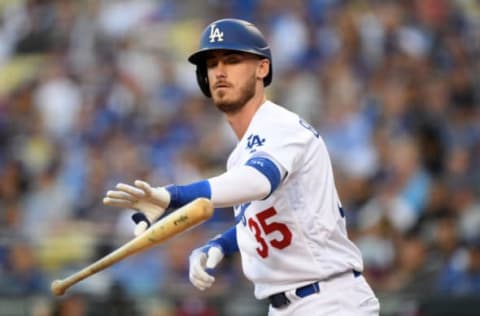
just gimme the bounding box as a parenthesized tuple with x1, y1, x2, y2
(51, 270, 89, 296)
(51, 279, 68, 296)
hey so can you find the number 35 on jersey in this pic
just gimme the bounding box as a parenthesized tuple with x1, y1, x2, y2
(242, 206, 293, 259)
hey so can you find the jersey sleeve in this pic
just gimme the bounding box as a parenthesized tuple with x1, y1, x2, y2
(209, 165, 272, 208)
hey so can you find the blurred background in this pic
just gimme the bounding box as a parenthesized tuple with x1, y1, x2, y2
(0, 0, 479, 315)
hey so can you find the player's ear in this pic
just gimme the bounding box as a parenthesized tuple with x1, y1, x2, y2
(256, 58, 270, 81)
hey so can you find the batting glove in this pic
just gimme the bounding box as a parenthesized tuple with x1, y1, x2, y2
(103, 180, 171, 236)
(189, 241, 224, 291)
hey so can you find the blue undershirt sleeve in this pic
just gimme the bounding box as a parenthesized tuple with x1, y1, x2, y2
(207, 226, 239, 256)
(166, 180, 211, 209)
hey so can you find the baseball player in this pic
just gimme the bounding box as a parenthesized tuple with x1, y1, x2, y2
(103, 18, 380, 315)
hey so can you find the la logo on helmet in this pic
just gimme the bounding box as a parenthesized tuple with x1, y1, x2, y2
(209, 24, 224, 42)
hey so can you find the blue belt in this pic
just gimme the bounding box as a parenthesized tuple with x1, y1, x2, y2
(269, 270, 362, 309)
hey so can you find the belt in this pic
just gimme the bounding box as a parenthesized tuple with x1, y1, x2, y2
(269, 270, 362, 309)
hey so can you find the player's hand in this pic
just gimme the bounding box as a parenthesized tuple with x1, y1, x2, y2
(103, 180, 171, 236)
(189, 242, 224, 291)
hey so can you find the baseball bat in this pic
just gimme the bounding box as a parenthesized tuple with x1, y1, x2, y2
(51, 198, 214, 296)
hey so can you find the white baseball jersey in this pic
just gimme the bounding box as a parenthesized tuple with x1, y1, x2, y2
(228, 101, 364, 299)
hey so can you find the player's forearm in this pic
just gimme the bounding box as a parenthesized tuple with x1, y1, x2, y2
(167, 155, 285, 209)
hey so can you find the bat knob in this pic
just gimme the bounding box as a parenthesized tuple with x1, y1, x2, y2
(51, 280, 66, 296)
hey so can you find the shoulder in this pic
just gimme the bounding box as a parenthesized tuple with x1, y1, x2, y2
(253, 101, 300, 130)
(245, 101, 321, 153)
(258, 101, 297, 119)
(255, 101, 320, 138)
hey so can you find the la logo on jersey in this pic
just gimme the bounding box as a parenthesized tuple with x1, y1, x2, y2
(246, 134, 265, 151)
(209, 24, 224, 42)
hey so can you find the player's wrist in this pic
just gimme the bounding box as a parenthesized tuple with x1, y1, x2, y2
(150, 186, 171, 208)
(165, 180, 211, 209)
(209, 226, 238, 256)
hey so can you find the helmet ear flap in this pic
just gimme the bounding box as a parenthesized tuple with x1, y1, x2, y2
(196, 65, 211, 97)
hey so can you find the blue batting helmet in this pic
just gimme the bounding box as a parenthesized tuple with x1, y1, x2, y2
(188, 18, 272, 97)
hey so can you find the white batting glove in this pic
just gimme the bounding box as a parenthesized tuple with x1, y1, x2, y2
(103, 180, 171, 236)
(189, 243, 224, 291)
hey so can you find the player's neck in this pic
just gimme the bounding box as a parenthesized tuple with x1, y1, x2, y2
(226, 93, 266, 140)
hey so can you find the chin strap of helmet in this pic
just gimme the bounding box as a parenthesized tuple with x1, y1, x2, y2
(196, 64, 211, 98)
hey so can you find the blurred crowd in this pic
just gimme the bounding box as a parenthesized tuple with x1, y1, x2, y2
(0, 0, 479, 315)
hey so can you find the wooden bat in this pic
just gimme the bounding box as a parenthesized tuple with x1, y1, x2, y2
(51, 198, 213, 296)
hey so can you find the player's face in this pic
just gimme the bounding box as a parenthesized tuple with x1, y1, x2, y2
(205, 50, 266, 114)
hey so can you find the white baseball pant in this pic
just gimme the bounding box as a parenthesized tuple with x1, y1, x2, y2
(268, 272, 380, 316)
